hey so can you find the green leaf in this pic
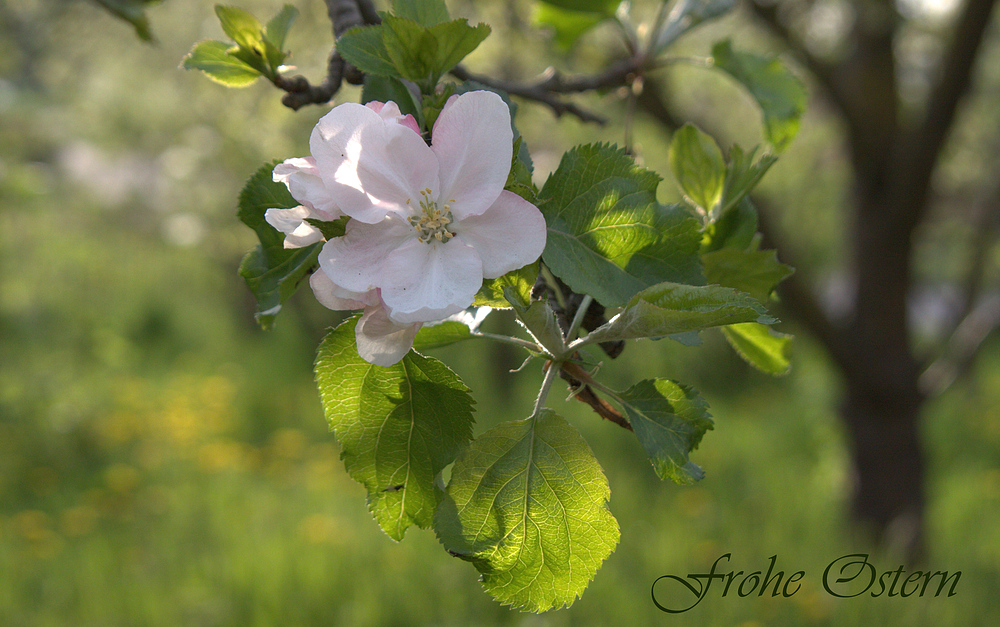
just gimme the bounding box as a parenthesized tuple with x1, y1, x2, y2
(702, 246, 793, 302)
(618, 379, 713, 483)
(181, 40, 263, 88)
(669, 123, 726, 214)
(719, 145, 777, 218)
(264, 4, 298, 52)
(304, 217, 348, 241)
(580, 281, 775, 346)
(701, 197, 758, 253)
(722, 322, 792, 375)
(539, 143, 704, 308)
(237, 161, 318, 328)
(411, 321, 475, 350)
(316, 316, 475, 541)
(382, 15, 490, 89)
(435, 410, 619, 611)
(337, 25, 398, 77)
(533, 3, 606, 50)
(392, 0, 450, 27)
(473, 263, 538, 309)
(215, 5, 265, 52)
(537, 0, 620, 16)
(507, 288, 565, 356)
(712, 39, 806, 152)
(92, 0, 159, 41)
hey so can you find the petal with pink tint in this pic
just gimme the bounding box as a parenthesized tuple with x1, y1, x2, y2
(273, 157, 340, 219)
(356, 306, 422, 366)
(380, 238, 483, 324)
(309, 271, 378, 311)
(431, 91, 512, 220)
(317, 217, 414, 294)
(264, 206, 326, 248)
(452, 190, 547, 278)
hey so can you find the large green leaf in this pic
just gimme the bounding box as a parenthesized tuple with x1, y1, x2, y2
(236, 161, 319, 329)
(618, 379, 713, 484)
(580, 281, 775, 346)
(316, 316, 475, 541)
(181, 40, 263, 88)
(669, 123, 726, 214)
(539, 144, 704, 308)
(721, 322, 792, 375)
(381, 15, 490, 89)
(712, 39, 806, 152)
(436, 410, 619, 611)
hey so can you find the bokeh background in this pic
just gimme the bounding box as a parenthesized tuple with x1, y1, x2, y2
(2, 0, 998, 624)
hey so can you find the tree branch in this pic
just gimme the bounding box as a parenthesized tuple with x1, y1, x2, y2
(276, 0, 379, 110)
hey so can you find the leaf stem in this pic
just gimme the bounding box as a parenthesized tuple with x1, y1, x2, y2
(531, 362, 560, 420)
(471, 331, 542, 352)
(566, 294, 593, 342)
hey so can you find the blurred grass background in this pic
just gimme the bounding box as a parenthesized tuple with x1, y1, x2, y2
(1, 0, 998, 625)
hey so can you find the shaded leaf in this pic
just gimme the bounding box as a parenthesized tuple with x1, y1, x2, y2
(702, 246, 793, 302)
(316, 316, 475, 541)
(337, 25, 398, 77)
(412, 321, 475, 350)
(618, 379, 713, 483)
(392, 0, 450, 27)
(435, 410, 619, 611)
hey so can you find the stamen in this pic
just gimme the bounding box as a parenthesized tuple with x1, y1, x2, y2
(408, 190, 456, 243)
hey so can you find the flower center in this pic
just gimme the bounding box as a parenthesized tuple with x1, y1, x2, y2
(407, 188, 456, 243)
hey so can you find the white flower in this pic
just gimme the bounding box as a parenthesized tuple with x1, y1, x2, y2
(312, 90, 546, 325)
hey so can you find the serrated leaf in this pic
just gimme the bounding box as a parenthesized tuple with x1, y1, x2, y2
(304, 217, 349, 241)
(702, 246, 793, 302)
(215, 5, 265, 52)
(93, 0, 159, 41)
(712, 39, 806, 152)
(539, 144, 704, 308)
(427, 19, 491, 78)
(337, 25, 398, 77)
(382, 15, 489, 89)
(537, 0, 620, 15)
(181, 40, 263, 87)
(237, 161, 318, 328)
(580, 281, 775, 346)
(669, 123, 726, 214)
(435, 409, 619, 611)
(411, 320, 475, 350)
(474, 263, 538, 309)
(264, 4, 298, 52)
(392, 0, 450, 27)
(722, 322, 792, 375)
(316, 316, 475, 541)
(618, 380, 713, 484)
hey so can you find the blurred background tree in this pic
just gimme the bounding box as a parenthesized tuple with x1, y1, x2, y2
(2, 0, 999, 623)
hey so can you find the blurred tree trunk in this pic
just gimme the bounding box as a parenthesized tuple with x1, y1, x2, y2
(743, 0, 999, 561)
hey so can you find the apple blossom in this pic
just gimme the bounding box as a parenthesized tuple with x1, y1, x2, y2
(311, 90, 546, 324)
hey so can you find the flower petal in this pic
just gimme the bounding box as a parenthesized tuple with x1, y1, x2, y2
(367, 100, 421, 135)
(317, 217, 414, 294)
(310, 102, 437, 224)
(452, 190, 546, 278)
(380, 238, 483, 323)
(273, 157, 340, 219)
(309, 271, 378, 310)
(431, 91, 512, 220)
(356, 306, 421, 367)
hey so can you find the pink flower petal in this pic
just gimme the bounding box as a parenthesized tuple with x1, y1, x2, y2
(367, 100, 421, 135)
(452, 190, 547, 278)
(356, 306, 422, 366)
(318, 217, 414, 294)
(380, 238, 483, 323)
(431, 91, 512, 220)
(273, 157, 340, 219)
(309, 271, 378, 310)
(310, 103, 438, 224)
(265, 206, 326, 248)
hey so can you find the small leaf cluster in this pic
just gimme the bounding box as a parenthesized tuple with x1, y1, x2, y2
(181, 5, 298, 87)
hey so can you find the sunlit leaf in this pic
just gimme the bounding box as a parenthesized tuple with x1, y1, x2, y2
(215, 5, 265, 53)
(412, 320, 474, 350)
(539, 144, 704, 308)
(618, 379, 713, 484)
(181, 40, 262, 88)
(669, 123, 726, 214)
(435, 410, 619, 611)
(473, 263, 538, 309)
(533, 3, 606, 50)
(536, 0, 620, 16)
(316, 316, 475, 541)
(722, 322, 792, 375)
